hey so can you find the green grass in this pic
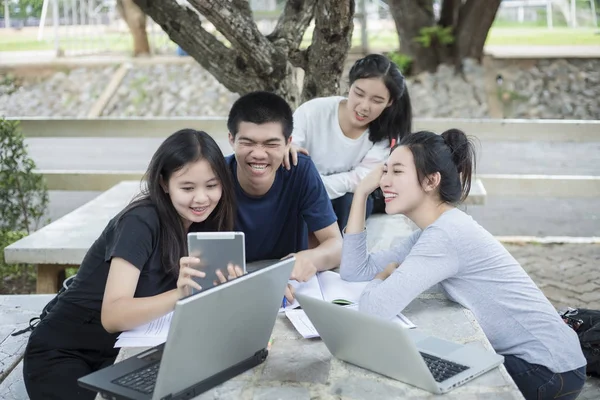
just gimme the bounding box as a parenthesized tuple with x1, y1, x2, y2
(0, 26, 598, 53)
(0, 32, 135, 52)
(486, 27, 600, 46)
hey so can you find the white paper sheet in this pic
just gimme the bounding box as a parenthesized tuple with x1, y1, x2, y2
(286, 305, 415, 340)
(114, 312, 173, 348)
(114, 337, 167, 348)
(284, 309, 320, 338)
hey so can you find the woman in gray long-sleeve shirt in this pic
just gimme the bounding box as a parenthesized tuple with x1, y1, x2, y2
(340, 129, 587, 400)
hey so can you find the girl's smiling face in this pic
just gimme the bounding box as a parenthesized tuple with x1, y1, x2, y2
(345, 77, 392, 128)
(165, 158, 222, 229)
(380, 146, 427, 215)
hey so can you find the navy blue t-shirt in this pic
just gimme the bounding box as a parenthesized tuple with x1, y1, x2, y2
(227, 154, 337, 262)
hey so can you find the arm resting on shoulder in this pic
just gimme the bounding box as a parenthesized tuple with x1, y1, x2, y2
(101, 257, 178, 333)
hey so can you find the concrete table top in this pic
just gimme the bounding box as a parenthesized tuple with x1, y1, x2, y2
(0, 293, 523, 400)
(98, 291, 523, 400)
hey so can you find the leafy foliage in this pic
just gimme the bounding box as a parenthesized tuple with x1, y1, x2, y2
(0, 230, 35, 294)
(0, 119, 48, 294)
(414, 26, 455, 48)
(386, 51, 413, 76)
(0, 118, 49, 234)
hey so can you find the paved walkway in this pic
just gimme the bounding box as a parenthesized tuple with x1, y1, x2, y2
(504, 243, 600, 310)
(504, 243, 600, 400)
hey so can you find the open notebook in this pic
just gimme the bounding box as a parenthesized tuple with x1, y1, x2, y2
(279, 271, 370, 311)
(282, 271, 415, 338)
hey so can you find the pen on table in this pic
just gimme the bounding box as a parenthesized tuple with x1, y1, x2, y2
(267, 337, 274, 351)
(282, 297, 287, 308)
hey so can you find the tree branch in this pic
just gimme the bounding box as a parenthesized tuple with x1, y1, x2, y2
(187, 0, 277, 75)
(288, 49, 308, 70)
(302, 0, 354, 102)
(267, 0, 317, 53)
(134, 0, 264, 94)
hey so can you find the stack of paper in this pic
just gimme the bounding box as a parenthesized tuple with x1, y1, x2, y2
(115, 312, 173, 348)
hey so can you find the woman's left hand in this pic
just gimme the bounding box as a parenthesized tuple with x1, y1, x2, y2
(214, 263, 246, 285)
(283, 144, 309, 170)
(356, 163, 385, 197)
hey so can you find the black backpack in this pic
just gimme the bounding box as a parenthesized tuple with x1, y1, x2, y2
(561, 308, 600, 377)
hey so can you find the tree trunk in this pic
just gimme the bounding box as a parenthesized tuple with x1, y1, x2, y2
(117, 0, 151, 56)
(388, 0, 501, 74)
(133, 0, 354, 107)
(301, 0, 354, 103)
(454, 0, 502, 61)
(387, 0, 438, 73)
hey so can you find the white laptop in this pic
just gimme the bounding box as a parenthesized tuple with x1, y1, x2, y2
(296, 293, 504, 394)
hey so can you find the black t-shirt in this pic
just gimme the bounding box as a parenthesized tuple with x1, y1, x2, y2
(61, 204, 197, 312)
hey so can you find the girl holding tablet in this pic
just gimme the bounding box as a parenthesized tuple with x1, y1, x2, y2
(23, 129, 242, 400)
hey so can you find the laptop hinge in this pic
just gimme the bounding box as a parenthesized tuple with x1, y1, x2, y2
(160, 349, 268, 400)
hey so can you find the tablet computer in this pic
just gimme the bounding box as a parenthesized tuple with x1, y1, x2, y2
(187, 232, 246, 293)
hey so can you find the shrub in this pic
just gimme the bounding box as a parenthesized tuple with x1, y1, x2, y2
(0, 118, 49, 294)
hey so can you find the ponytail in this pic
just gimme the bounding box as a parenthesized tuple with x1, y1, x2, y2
(440, 129, 475, 202)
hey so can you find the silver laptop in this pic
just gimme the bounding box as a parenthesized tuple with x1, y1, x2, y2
(78, 257, 295, 400)
(246, 259, 283, 273)
(295, 293, 504, 394)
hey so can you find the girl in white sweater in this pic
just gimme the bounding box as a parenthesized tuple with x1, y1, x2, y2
(288, 54, 413, 231)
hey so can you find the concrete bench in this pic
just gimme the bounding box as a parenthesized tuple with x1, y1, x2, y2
(3, 179, 485, 294)
(0, 294, 54, 400)
(3, 182, 143, 293)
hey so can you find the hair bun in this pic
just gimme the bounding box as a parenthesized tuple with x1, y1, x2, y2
(441, 129, 468, 169)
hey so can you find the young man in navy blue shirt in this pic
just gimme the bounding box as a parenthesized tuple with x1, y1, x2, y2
(226, 91, 342, 300)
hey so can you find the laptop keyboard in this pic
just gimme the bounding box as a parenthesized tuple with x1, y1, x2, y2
(420, 352, 469, 382)
(112, 362, 160, 394)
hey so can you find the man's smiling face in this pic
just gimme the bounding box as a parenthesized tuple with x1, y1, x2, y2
(229, 121, 290, 197)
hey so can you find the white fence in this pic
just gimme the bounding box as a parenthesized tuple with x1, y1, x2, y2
(497, 0, 598, 28)
(22, 0, 600, 57)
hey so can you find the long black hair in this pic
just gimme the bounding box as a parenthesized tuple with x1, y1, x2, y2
(394, 129, 476, 204)
(348, 54, 413, 145)
(119, 129, 235, 276)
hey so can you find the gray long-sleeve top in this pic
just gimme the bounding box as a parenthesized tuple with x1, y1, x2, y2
(340, 208, 586, 373)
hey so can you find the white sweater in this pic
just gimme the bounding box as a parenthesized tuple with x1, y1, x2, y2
(292, 96, 389, 200)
